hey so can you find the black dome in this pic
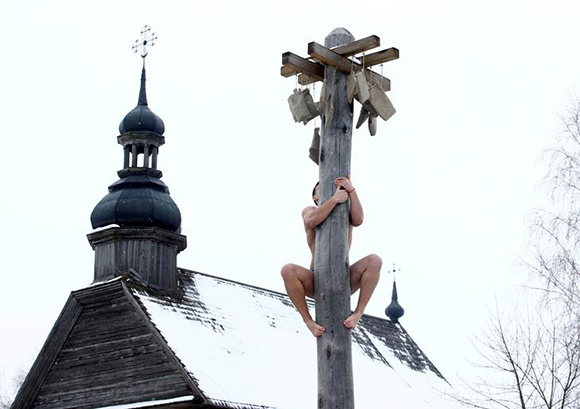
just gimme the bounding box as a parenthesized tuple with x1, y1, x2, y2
(119, 105, 165, 135)
(119, 67, 165, 135)
(91, 174, 181, 233)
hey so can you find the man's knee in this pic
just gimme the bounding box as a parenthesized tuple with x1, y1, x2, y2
(368, 254, 382, 271)
(281, 263, 297, 281)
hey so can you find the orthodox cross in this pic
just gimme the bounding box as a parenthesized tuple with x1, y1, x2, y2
(280, 29, 398, 409)
(132, 25, 158, 61)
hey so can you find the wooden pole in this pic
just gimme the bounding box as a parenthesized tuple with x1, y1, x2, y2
(314, 27, 355, 409)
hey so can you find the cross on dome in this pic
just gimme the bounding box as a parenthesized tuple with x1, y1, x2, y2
(132, 25, 158, 60)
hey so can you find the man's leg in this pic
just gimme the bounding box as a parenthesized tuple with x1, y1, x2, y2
(281, 263, 325, 337)
(344, 254, 382, 329)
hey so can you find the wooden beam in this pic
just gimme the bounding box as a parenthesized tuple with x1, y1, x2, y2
(308, 42, 353, 72)
(307, 42, 391, 91)
(281, 66, 322, 86)
(331, 35, 380, 57)
(281, 52, 324, 80)
(362, 47, 399, 66)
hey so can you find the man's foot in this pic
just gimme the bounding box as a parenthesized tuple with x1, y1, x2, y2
(305, 319, 325, 337)
(344, 312, 363, 329)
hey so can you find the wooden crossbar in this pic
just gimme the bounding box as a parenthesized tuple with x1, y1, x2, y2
(330, 35, 380, 57)
(281, 65, 298, 77)
(281, 37, 396, 89)
(307, 42, 391, 91)
(281, 52, 324, 80)
(362, 47, 399, 66)
(281, 65, 325, 86)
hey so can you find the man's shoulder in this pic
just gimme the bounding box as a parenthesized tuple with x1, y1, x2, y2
(302, 206, 316, 215)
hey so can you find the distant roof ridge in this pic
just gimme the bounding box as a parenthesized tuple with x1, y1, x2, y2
(178, 267, 292, 299)
(177, 267, 394, 323)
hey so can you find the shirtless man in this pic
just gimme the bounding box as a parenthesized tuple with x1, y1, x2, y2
(281, 177, 382, 337)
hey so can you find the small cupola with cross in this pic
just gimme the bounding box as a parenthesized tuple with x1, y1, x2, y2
(385, 265, 405, 323)
(118, 25, 165, 177)
(88, 26, 186, 295)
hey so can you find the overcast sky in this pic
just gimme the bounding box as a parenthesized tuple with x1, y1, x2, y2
(1, 0, 579, 400)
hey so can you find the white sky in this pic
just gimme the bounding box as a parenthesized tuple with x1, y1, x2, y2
(1, 0, 579, 401)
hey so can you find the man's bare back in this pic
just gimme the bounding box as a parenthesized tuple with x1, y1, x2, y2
(281, 177, 382, 337)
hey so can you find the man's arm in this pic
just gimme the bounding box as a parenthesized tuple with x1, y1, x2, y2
(335, 177, 364, 226)
(303, 188, 349, 229)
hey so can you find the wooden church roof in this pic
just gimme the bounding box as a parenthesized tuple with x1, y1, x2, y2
(12, 269, 454, 409)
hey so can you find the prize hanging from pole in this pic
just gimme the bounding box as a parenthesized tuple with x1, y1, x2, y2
(282, 33, 400, 166)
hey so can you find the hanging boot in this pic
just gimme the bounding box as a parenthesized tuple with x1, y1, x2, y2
(356, 106, 370, 129)
(309, 127, 320, 165)
(368, 114, 378, 136)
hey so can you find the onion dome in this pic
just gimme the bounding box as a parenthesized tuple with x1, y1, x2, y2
(90, 174, 181, 233)
(119, 67, 165, 135)
(91, 61, 181, 233)
(385, 281, 405, 323)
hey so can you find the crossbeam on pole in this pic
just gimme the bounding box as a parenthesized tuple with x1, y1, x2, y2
(307, 42, 391, 91)
(281, 52, 325, 80)
(280, 65, 322, 86)
(280, 36, 389, 87)
(330, 35, 380, 57)
(362, 47, 400, 66)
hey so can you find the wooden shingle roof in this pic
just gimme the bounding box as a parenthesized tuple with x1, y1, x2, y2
(12, 270, 453, 409)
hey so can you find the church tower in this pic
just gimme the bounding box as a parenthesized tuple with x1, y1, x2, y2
(87, 26, 186, 294)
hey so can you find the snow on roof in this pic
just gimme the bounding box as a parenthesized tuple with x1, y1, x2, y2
(130, 269, 455, 409)
(94, 395, 195, 409)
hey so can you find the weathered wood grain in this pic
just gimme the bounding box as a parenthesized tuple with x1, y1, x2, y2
(122, 282, 207, 401)
(11, 281, 201, 409)
(314, 28, 355, 409)
(87, 227, 187, 295)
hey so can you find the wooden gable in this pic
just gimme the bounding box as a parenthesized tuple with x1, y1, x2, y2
(12, 278, 203, 409)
